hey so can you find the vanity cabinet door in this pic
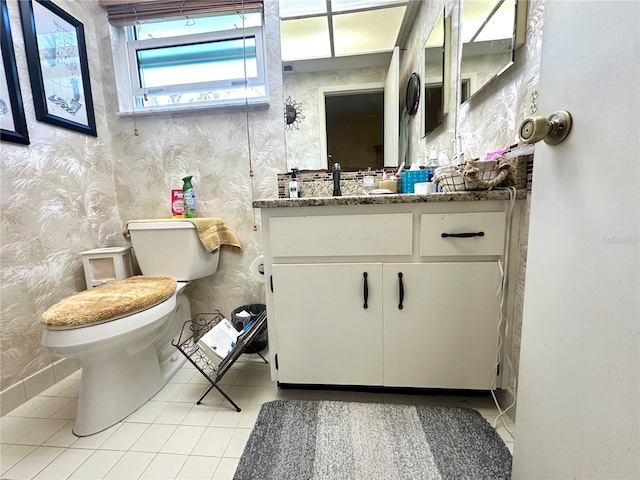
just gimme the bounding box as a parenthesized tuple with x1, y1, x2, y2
(382, 262, 501, 389)
(271, 263, 383, 386)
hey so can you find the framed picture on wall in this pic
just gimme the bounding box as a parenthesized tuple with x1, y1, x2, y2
(19, 0, 97, 137)
(1, 0, 30, 145)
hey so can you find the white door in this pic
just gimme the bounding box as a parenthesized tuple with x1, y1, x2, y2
(384, 46, 399, 167)
(513, 3, 639, 479)
(271, 263, 384, 386)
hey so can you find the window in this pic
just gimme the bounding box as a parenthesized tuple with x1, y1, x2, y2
(109, 9, 268, 114)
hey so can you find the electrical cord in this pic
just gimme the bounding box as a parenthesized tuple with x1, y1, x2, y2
(238, 0, 258, 232)
(489, 186, 517, 439)
(121, 7, 141, 136)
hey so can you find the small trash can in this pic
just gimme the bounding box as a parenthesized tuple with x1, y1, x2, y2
(230, 303, 268, 352)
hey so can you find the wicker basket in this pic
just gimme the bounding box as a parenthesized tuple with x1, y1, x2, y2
(432, 165, 466, 192)
(463, 159, 502, 190)
(434, 159, 509, 192)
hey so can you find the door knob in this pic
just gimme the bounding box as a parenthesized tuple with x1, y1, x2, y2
(519, 110, 572, 145)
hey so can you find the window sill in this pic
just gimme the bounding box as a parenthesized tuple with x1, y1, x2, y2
(116, 96, 270, 117)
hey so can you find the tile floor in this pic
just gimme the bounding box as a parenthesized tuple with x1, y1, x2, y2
(1, 353, 515, 479)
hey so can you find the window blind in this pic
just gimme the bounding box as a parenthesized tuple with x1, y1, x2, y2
(98, 0, 263, 26)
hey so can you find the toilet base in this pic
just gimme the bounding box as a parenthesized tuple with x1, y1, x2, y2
(68, 290, 192, 436)
(72, 342, 186, 436)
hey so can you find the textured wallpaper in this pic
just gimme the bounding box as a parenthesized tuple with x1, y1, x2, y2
(0, 0, 285, 391)
(456, 0, 545, 159)
(399, 0, 460, 165)
(95, 0, 286, 324)
(400, 0, 544, 166)
(0, 0, 121, 390)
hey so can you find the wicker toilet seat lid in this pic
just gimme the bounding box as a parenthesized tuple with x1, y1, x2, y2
(41, 275, 177, 328)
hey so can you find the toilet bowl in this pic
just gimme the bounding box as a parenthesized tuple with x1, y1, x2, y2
(40, 220, 221, 436)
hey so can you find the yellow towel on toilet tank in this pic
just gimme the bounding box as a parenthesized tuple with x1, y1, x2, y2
(189, 217, 242, 252)
(124, 218, 242, 253)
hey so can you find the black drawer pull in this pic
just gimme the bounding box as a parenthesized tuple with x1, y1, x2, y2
(441, 231, 485, 238)
(398, 272, 404, 310)
(363, 272, 369, 309)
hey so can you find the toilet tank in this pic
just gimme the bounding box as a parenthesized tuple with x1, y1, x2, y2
(127, 221, 220, 281)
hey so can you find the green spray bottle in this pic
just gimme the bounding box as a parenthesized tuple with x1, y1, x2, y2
(182, 176, 196, 218)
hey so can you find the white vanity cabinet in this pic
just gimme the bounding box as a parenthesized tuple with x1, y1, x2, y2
(382, 262, 501, 389)
(271, 263, 383, 385)
(257, 196, 522, 391)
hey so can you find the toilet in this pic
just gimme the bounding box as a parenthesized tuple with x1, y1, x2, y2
(41, 220, 220, 436)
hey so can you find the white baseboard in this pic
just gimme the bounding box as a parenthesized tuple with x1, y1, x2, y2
(0, 358, 80, 416)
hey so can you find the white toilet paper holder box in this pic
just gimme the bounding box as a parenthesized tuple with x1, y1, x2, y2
(80, 246, 133, 289)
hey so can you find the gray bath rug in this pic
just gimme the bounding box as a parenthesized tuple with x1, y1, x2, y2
(233, 399, 511, 480)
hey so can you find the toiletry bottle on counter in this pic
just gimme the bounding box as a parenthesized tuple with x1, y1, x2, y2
(362, 167, 375, 194)
(289, 168, 299, 198)
(182, 175, 196, 218)
(429, 149, 438, 166)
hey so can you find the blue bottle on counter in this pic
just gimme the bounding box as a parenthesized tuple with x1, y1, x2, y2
(427, 167, 434, 182)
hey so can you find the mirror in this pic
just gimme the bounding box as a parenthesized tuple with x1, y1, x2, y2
(460, 0, 526, 103)
(422, 9, 450, 137)
(280, 1, 419, 171)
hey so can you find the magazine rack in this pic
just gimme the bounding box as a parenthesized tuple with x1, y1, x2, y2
(172, 309, 268, 412)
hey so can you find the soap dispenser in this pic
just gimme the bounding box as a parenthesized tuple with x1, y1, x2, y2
(289, 168, 299, 198)
(182, 175, 196, 218)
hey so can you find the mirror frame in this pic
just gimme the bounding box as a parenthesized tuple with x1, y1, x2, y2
(460, 0, 527, 104)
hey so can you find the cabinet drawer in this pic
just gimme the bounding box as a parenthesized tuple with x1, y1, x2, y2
(420, 212, 506, 256)
(270, 213, 412, 257)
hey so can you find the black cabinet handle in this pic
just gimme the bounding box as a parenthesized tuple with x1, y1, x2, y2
(441, 231, 485, 238)
(363, 272, 369, 309)
(398, 272, 404, 310)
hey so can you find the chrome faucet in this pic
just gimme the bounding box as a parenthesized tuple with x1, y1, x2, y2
(329, 155, 341, 196)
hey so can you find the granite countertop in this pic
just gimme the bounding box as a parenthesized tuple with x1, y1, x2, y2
(253, 189, 527, 208)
